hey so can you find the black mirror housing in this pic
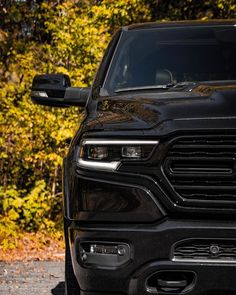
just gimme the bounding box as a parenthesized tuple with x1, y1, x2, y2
(64, 87, 90, 106)
(31, 74, 89, 107)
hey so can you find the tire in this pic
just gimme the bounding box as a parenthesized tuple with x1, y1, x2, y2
(64, 218, 80, 295)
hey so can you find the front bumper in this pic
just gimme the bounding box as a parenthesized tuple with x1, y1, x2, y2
(68, 219, 236, 295)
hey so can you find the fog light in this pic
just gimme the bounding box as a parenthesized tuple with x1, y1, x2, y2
(79, 242, 131, 268)
(89, 244, 123, 255)
(117, 246, 126, 256)
(122, 146, 141, 158)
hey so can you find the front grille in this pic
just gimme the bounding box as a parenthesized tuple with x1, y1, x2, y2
(173, 239, 236, 263)
(163, 135, 236, 207)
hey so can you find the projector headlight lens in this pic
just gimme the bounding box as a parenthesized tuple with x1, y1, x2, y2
(122, 146, 142, 158)
(87, 146, 109, 160)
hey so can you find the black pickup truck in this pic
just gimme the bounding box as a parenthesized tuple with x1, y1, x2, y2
(31, 20, 236, 295)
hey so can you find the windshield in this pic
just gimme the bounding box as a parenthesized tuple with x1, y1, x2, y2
(103, 25, 236, 94)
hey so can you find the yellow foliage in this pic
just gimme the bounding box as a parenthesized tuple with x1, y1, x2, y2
(0, 0, 234, 252)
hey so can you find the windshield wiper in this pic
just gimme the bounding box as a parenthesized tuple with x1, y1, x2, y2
(114, 82, 197, 93)
(114, 84, 171, 93)
(171, 81, 196, 88)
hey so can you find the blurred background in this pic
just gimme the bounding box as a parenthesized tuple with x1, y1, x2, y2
(0, 0, 235, 261)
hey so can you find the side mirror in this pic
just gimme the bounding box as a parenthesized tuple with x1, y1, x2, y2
(31, 74, 90, 107)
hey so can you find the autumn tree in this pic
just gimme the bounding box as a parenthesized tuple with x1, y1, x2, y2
(0, 0, 235, 242)
(0, 0, 154, 236)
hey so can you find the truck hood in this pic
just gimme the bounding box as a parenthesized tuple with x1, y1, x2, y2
(86, 83, 236, 132)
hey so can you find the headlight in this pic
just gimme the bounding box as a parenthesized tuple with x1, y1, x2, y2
(77, 139, 158, 171)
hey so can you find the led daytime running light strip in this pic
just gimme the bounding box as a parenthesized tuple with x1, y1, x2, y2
(78, 159, 120, 171)
(82, 139, 159, 145)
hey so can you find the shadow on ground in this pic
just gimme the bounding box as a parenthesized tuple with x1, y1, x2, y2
(51, 282, 65, 295)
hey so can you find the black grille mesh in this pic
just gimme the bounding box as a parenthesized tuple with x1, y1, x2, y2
(163, 135, 236, 204)
(173, 239, 236, 262)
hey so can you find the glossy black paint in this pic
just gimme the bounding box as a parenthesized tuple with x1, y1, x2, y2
(85, 82, 236, 132)
(124, 19, 236, 31)
(68, 174, 164, 222)
(69, 220, 236, 294)
(64, 82, 236, 221)
(60, 21, 236, 294)
(31, 73, 90, 107)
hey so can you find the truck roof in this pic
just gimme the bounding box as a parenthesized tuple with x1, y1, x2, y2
(123, 19, 236, 31)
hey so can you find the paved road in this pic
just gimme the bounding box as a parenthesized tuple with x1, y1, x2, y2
(0, 261, 65, 295)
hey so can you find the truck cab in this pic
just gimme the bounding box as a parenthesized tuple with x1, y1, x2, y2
(31, 20, 236, 295)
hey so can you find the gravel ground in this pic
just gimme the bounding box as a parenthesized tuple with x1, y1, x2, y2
(0, 261, 65, 295)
